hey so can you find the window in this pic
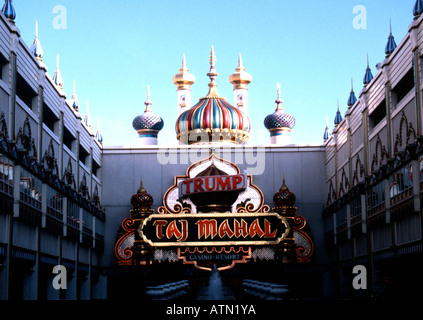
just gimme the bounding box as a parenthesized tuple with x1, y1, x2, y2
(392, 68, 414, 104)
(367, 181, 385, 217)
(92, 159, 101, 177)
(350, 196, 362, 225)
(67, 200, 80, 229)
(43, 102, 59, 134)
(82, 209, 92, 233)
(0, 154, 13, 196)
(369, 99, 386, 130)
(0, 53, 8, 81)
(46, 185, 63, 220)
(19, 168, 42, 210)
(336, 206, 347, 232)
(79, 144, 89, 166)
(63, 126, 76, 152)
(16, 73, 37, 110)
(390, 164, 413, 202)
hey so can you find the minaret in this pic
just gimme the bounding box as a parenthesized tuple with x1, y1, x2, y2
(334, 100, 343, 126)
(229, 53, 252, 116)
(70, 80, 80, 112)
(52, 54, 64, 89)
(132, 85, 164, 145)
(95, 119, 103, 144)
(347, 78, 357, 108)
(264, 83, 295, 145)
(173, 54, 195, 117)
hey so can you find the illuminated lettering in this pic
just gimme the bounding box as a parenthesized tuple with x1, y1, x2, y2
(264, 219, 277, 238)
(234, 219, 248, 238)
(216, 176, 231, 190)
(153, 220, 168, 239)
(218, 219, 234, 238)
(196, 219, 218, 239)
(165, 220, 188, 241)
(249, 219, 265, 238)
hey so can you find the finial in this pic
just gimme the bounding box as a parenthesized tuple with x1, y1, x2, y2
(210, 45, 216, 67)
(275, 83, 284, 111)
(181, 54, 187, 70)
(279, 175, 288, 191)
(138, 177, 146, 193)
(348, 78, 357, 107)
(95, 118, 103, 143)
(363, 54, 373, 85)
(30, 21, 44, 62)
(236, 53, 245, 71)
(2, 0, 16, 23)
(52, 53, 64, 89)
(83, 100, 93, 129)
(71, 80, 80, 111)
(367, 53, 369, 68)
(204, 46, 220, 98)
(385, 20, 397, 57)
(144, 85, 152, 112)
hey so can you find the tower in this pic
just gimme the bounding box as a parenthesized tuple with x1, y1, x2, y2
(229, 53, 252, 116)
(264, 83, 295, 145)
(132, 86, 164, 145)
(173, 54, 195, 117)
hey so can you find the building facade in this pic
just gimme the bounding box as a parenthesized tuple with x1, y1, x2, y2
(0, 0, 423, 300)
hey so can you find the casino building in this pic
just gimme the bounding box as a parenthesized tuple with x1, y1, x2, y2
(0, 0, 422, 300)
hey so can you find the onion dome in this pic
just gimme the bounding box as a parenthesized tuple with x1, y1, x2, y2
(130, 178, 153, 209)
(173, 54, 195, 90)
(132, 86, 164, 132)
(334, 100, 342, 125)
(30, 21, 43, 62)
(95, 119, 103, 144)
(83, 101, 93, 130)
(1, 0, 16, 23)
(176, 46, 250, 145)
(347, 78, 357, 107)
(70, 80, 80, 111)
(264, 84, 295, 131)
(323, 116, 330, 142)
(363, 54, 373, 85)
(229, 54, 252, 90)
(414, 0, 423, 17)
(52, 54, 64, 89)
(273, 176, 296, 208)
(385, 21, 397, 57)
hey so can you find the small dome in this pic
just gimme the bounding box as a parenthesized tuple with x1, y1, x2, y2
(229, 54, 252, 90)
(273, 177, 296, 207)
(30, 21, 43, 62)
(130, 178, 153, 209)
(264, 84, 295, 130)
(2, 0, 16, 22)
(132, 86, 164, 132)
(363, 54, 373, 85)
(334, 102, 343, 126)
(385, 22, 397, 56)
(173, 54, 195, 90)
(414, 0, 423, 17)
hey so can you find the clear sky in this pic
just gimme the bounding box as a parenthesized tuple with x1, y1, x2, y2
(13, 0, 417, 147)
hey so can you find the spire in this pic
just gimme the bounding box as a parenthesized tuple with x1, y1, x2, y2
(204, 46, 221, 99)
(52, 54, 64, 89)
(385, 20, 397, 57)
(2, 0, 16, 24)
(172, 54, 195, 90)
(414, 0, 423, 18)
(275, 83, 284, 111)
(144, 85, 152, 112)
(83, 101, 93, 130)
(323, 115, 330, 142)
(363, 54, 373, 85)
(71, 80, 80, 111)
(347, 78, 357, 107)
(30, 21, 43, 62)
(229, 53, 252, 90)
(334, 100, 343, 125)
(95, 118, 103, 143)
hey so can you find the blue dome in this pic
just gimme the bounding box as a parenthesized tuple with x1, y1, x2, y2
(334, 109, 342, 125)
(347, 90, 357, 107)
(385, 29, 397, 56)
(264, 110, 295, 130)
(2, 0, 16, 21)
(132, 111, 164, 131)
(414, 0, 423, 17)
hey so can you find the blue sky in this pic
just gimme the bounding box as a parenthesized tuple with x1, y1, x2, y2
(13, 0, 416, 146)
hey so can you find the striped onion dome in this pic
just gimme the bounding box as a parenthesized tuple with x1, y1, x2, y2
(30, 22, 43, 62)
(132, 86, 164, 132)
(334, 101, 342, 126)
(347, 79, 357, 107)
(363, 54, 373, 85)
(414, 0, 423, 17)
(264, 84, 295, 131)
(176, 47, 250, 145)
(385, 22, 397, 56)
(1, 0, 15, 22)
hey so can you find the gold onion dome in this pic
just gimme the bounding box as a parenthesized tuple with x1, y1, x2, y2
(273, 177, 296, 207)
(172, 54, 196, 90)
(130, 178, 153, 209)
(229, 53, 252, 89)
(175, 46, 251, 145)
